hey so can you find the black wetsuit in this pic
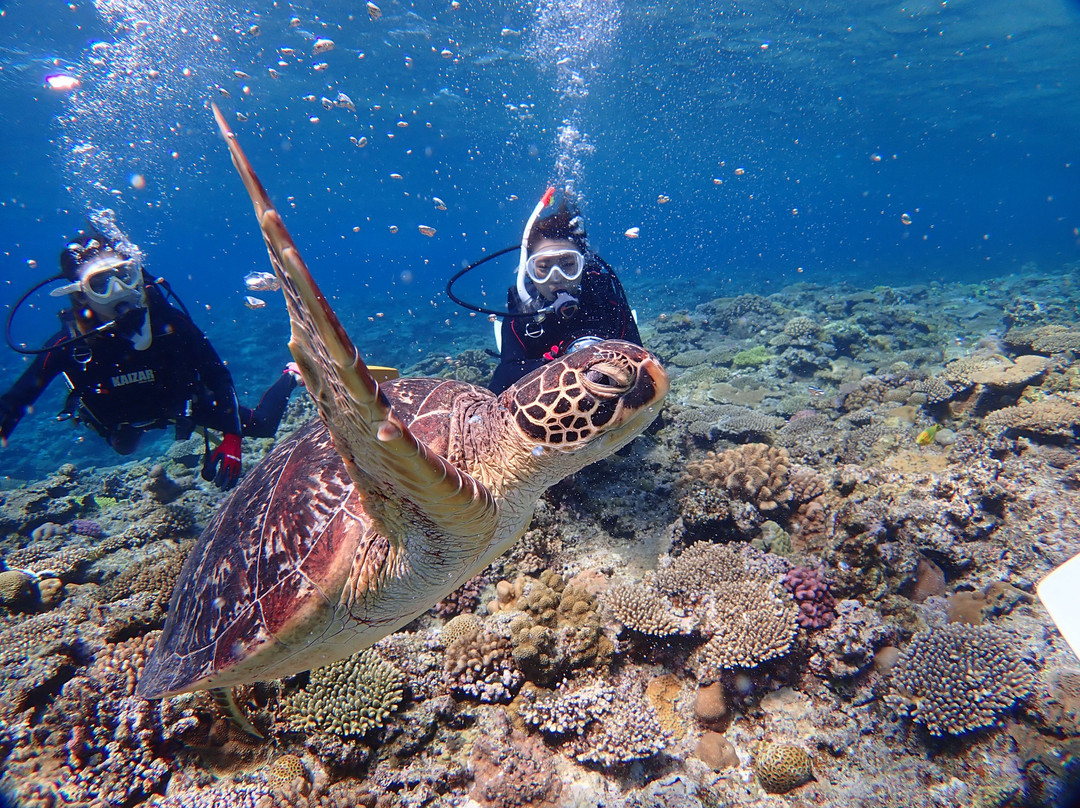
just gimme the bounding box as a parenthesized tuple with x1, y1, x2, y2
(489, 258, 642, 395)
(0, 282, 293, 453)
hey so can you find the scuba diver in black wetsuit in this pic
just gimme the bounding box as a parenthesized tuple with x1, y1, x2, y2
(447, 189, 642, 395)
(0, 221, 300, 490)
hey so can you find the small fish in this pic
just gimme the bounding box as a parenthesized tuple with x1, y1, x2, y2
(244, 271, 280, 292)
(335, 92, 355, 112)
(320, 96, 333, 110)
(418, 224, 436, 237)
(210, 687, 264, 740)
(657, 194, 670, 204)
(367, 1, 382, 20)
(624, 226, 640, 238)
(916, 424, 941, 446)
(433, 196, 447, 210)
(244, 295, 267, 310)
(313, 62, 329, 72)
(233, 70, 251, 79)
(313, 38, 335, 55)
(807, 385, 825, 397)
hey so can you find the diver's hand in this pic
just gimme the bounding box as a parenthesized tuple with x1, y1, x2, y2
(201, 433, 243, 490)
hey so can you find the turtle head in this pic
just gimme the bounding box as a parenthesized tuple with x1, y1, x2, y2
(504, 340, 668, 468)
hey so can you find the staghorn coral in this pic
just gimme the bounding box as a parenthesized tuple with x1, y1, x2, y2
(753, 742, 814, 793)
(886, 623, 1035, 736)
(693, 580, 799, 676)
(281, 648, 406, 738)
(444, 625, 523, 703)
(781, 566, 837, 628)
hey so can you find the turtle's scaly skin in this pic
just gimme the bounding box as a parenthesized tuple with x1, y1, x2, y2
(135, 106, 668, 699)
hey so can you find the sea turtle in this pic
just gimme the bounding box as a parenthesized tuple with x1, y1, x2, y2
(135, 105, 668, 699)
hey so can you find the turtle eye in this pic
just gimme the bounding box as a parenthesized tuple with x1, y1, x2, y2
(582, 361, 632, 394)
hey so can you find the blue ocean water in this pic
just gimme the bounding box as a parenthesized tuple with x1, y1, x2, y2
(1, 0, 1078, 477)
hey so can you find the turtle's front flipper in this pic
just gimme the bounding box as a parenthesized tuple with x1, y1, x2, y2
(211, 104, 496, 557)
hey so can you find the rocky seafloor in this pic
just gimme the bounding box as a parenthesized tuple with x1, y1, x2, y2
(2, 265, 1080, 807)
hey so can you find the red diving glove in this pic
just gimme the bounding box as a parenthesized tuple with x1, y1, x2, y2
(202, 433, 243, 490)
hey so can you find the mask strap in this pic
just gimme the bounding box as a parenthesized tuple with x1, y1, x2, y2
(516, 187, 556, 305)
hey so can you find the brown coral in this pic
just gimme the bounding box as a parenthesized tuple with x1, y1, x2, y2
(753, 742, 814, 793)
(444, 625, 523, 703)
(686, 444, 792, 511)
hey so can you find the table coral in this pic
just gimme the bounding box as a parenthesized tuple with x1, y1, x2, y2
(886, 623, 1035, 736)
(693, 580, 799, 676)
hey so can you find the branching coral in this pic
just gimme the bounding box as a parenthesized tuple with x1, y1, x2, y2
(693, 580, 799, 676)
(518, 678, 671, 768)
(444, 624, 523, 703)
(281, 648, 407, 738)
(685, 444, 793, 512)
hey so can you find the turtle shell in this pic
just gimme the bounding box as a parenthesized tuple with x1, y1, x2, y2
(140, 378, 480, 697)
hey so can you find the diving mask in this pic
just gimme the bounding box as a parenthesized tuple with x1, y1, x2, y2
(524, 249, 584, 286)
(51, 250, 144, 307)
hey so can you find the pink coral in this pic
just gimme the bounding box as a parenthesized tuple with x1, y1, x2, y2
(782, 566, 837, 628)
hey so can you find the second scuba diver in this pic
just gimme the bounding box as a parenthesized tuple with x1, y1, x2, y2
(0, 219, 300, 490)
(486, 189, 643, 394)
